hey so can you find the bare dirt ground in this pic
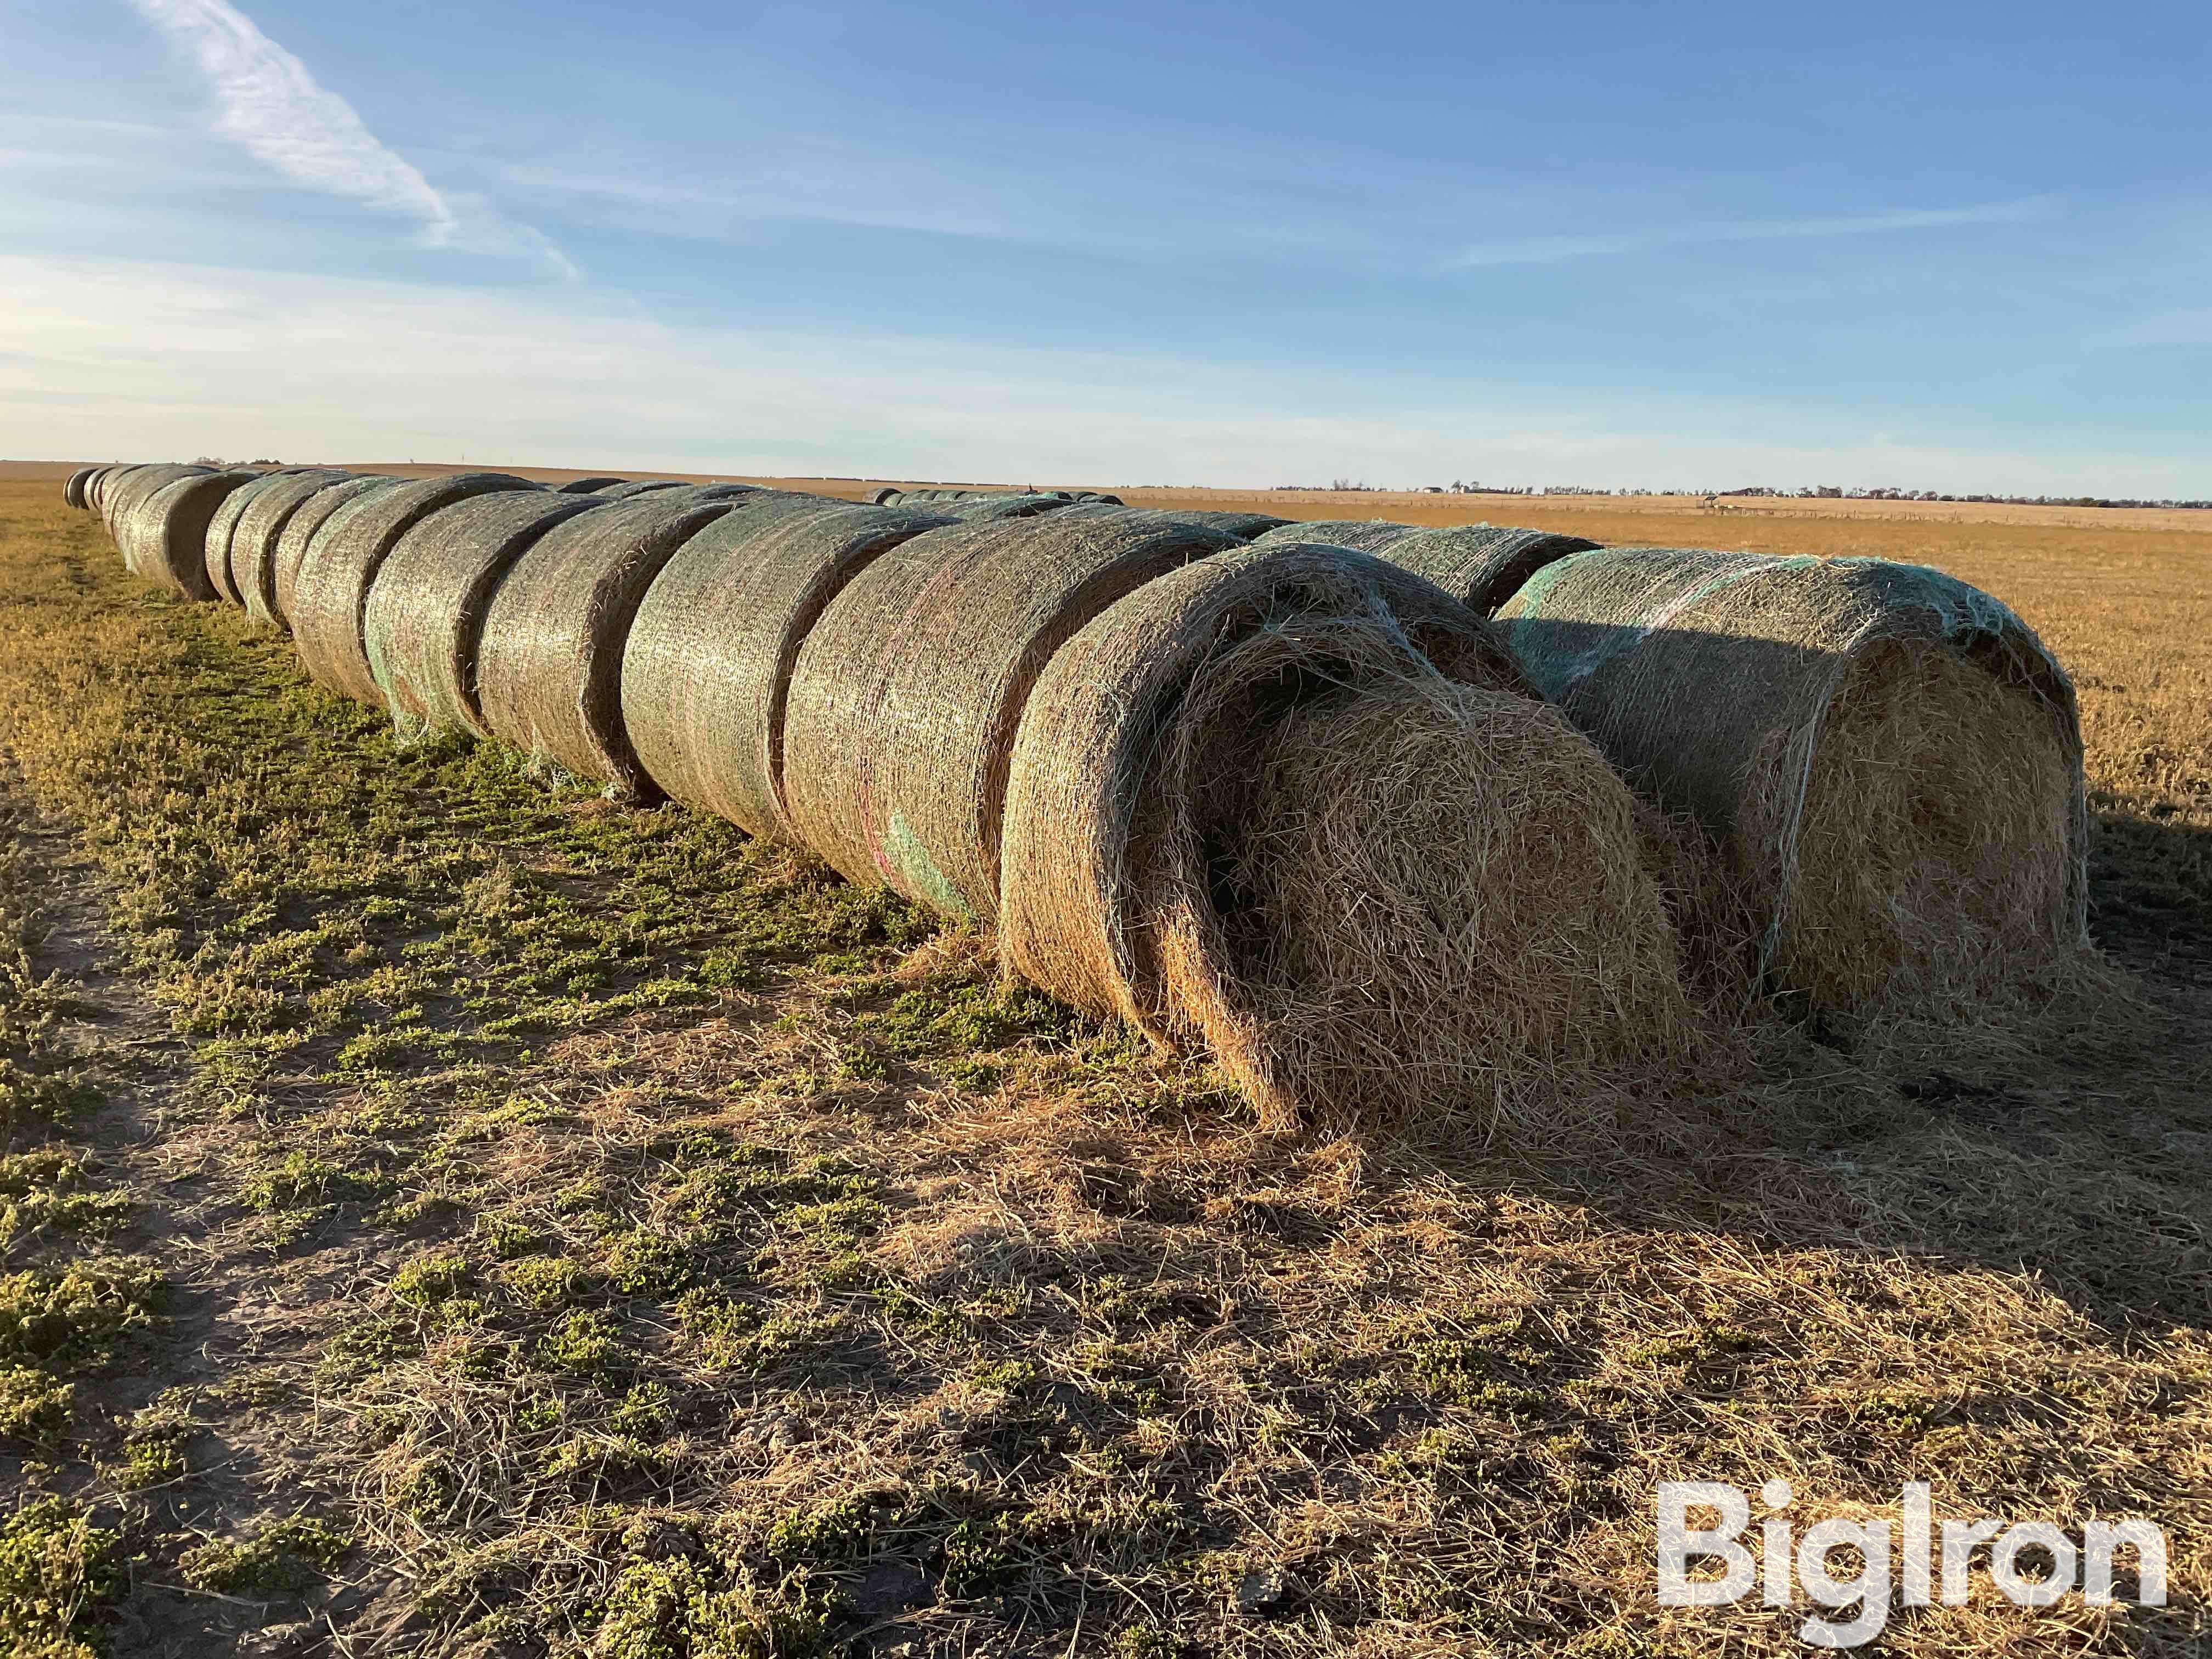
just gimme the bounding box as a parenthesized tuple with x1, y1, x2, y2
(3, 465, 2208, 1658)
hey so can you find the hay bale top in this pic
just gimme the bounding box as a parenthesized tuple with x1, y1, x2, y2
(291, 473, 544, 703)
(900, 493, 1075, 521)
(475, 494, 741, 798)
(593, 479, 691, 499)
(1132, 507, 1293, 539)
(121, 470, 263, 599)
(555, 476, 632, 494)
(247, 474, 394, 630)
(1250, 518, 1419, 554)
(365, 490, 614, 740)
(781, 509, 1245, 921)
(1370, 523, 1602, 616)
(203, 468, 352, 607)
(623, 499, 958, 836)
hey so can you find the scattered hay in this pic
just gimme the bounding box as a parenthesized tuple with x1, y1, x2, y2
(475, 495, 741, 799)
(364, 491, 612, 741)
(291, 473, 542, 703)
(555, 476, 631, 494)
(201, 468, 351, 607)
(116, 470, 261, 600)
(1251, 518, 1417, 554)
(1002, 539, 1702, 1133)
(623, 499, 956, 836)
(1372, 522, 1602, 614)
(265, 476, 407, 631)
(1499, 546, 2107, 1036)
(782, 510, 1243, 921)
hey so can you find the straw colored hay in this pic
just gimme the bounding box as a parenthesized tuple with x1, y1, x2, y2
(1251, 518, 1417, 554)
(783, 512, 1245, 921)
(1498, 547, 2090, 1022)
(259, 476, 401, 631)
(117, 470, 261, 599)
(556, 477, 631, 494)
(623, 500, 957, 836)
(999, 540, 1694, 1131)
(364, 492, 612, 741)
(291, 474, 542, 703)
(1373, 523, 1602, 615)
(475, 495, 740, 798)
(202, 469, 351, 607)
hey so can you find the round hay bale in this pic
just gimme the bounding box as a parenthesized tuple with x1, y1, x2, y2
(475, 495, 741, 798)
(1497, 547, 2090, 1020)
(623, 500, 958, 837)
(1000, 540, 1695, 1132)
(64, 467, 99, 511)
(594, 479, 691, 500)
(869, 487, 904, 506)
(291, 473, 542, 702)
(101, 465, 213, 550)
(202, 469, 352, 607)
(84, 466, 129, 517)
(117, 470, 262, 599)
(555, 476, 631, 494)
(1142, 509, 1293, 539)
(921, 493, 1076, 522)
(782, 511, 1245, 922)
(1372, 524, 1602, 616)
(258, 476, 402, 631)
(365, 492, 613, 741)
(1250, 518, 1418, 554)
(1073, 491, 1125, 506)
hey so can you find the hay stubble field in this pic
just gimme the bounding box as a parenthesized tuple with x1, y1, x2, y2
(2, 462, 2209, 1658)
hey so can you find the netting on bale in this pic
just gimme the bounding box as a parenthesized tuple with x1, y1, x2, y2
(1000, 540, 1707, 1136)
(364, 492, 612, 742)
(1373, 523, 1602, 616)
(556, 477, 631, 494)
(202, 469, 351, 608)
(1498, 547, 2099, 1032)
(291, 474, 542, 704)
(783, 511, 1245, 923)
(475, 495, 740, 799)
(912, 493, 1077, 522)
(624, 500, 958, 838)
(1250, 519, 1418, 554)
(258, 476, 399, 632)
(1148, 509, 1294, 539)
(118, 471, 262, 600)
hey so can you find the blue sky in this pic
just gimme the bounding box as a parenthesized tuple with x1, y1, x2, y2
(3, 0, 2204, 493)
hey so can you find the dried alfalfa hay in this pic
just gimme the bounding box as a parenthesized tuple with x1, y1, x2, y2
(364, 491, 613, 742)
(1373, 523, 1602, 615)
(623, 499, 958, 836)
(1250, 518, 1417, 554)
(1498, 546, 2112, 1043)
(201, 468, 352, 607)
(255, 475, 398, 631)
(556, 476, 631, 494)
(117, 470, 262, 599)
(290, 473, 543, 703)
(782, 510, 1245, 921)
(475, 494, 741, 799)
(1000, 539, 1704, 1135)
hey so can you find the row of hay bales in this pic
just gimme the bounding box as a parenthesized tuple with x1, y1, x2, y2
(65, 463, 2097, 1131)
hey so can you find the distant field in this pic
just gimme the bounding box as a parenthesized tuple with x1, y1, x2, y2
(2, 467, 2207, 1657)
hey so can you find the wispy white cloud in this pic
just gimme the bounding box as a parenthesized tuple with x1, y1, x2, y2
(1442, 198, 2058, 269)
(125, 0, 456, 237)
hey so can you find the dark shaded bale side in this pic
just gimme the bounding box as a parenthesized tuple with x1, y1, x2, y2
(64, 467, 99, 510)
(1072, 492, 1125, 505)
(118, 471, 262, 599)
(101, 465, 213, 549)
(202, 469, 353, 607)
(476, 496, 741, 799)
(1498, 546, 2091, 1019)
(1250, 518, 1418, 554)
(1372, 524, 1602, 616)
(85, 466, 131, 517)
(623, 501, 958, 838)
(782, 511, 1244, 923)
(594, 479, 691, 500)
(291, 473, 542, 703)
(257, 476, 400, 631)
(365, 492, 612, 741)
(555, 477, 631, 494)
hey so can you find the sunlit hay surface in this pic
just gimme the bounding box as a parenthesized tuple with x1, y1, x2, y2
(1749, 639, 2143, 1054)
(1154, 642, 1713, 1142)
